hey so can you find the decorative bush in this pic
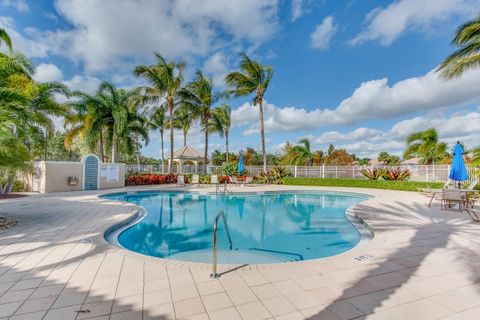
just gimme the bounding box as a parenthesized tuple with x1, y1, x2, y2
(126, 173, 177, 186)
(270, 166, 292, 184)
(222, 162, 237, 177)
(253, 172, 271, 184)
(360, 168, 385, 180)
(383, 167, 411, 181)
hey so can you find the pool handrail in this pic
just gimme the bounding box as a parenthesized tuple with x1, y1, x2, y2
(210, 210, 233, 278)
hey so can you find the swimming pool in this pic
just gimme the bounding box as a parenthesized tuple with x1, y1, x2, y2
(104, 191, 371, 264)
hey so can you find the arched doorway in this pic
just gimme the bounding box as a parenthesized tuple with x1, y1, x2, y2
(82, 154, 100, 190)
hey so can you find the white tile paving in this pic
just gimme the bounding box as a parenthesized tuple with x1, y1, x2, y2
(0, 184, 479, 319)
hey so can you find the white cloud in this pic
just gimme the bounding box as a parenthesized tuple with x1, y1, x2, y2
(291, 0, 306, 22)
(63, 74, 102, 94)
(29, 0, 278, 71)
(312, 109, 480, 158)
(351, 0, 479, 46)
(1, 0, 29, 12)
(33, 63, 63, 82)
(202, 52, 229, 88)
(0, 17, 50, 57)
(310, 16, 336, 51)
(314, 128, 384, 144)
(233, 67, 480, 136)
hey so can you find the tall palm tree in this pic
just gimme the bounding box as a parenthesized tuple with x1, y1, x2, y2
(0, 28, 12, 52)
(285, 138, 313, 165)
(173, 105, 196, 147)
(134, 53, 185, 172)
(150, 106, 167, 168)
(210, 103, 231, 162)
(179, 70, 223, 166)
(404, 128, 448, 164)
(226, 53, 273, 173)
(438, 16, 480, 78)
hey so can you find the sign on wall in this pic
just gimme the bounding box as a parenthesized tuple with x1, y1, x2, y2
(106, 165, 119, 182)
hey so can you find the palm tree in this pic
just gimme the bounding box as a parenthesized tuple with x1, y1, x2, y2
(438, 16, 480, 78)
(0, 28, 12, 51)
(66, 82, 147, 163)
(404, 128, 448, 164)
(150, 106, 167, 169)
(65, 90, 108, 161)
(173, 105, 196, 147)
(285, 138, 313, 165)
(210, 103, 231, 162)
(134, 53, 185, 172)
(178, 70, 223, 166)
(471, 147, 480, 166)
(226, 53, 273, 173)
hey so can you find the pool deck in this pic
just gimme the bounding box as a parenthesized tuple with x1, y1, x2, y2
(0, 185, 479, 320)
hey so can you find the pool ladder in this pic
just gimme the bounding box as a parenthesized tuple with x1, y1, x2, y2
(210, 210, 233, 278)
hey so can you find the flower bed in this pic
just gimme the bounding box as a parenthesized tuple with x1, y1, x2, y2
(126, 173, 178, 186)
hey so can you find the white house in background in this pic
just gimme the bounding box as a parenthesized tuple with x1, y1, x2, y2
(402, 157, 421, 166)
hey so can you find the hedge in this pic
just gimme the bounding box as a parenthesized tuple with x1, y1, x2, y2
(283, 177, 444, 192)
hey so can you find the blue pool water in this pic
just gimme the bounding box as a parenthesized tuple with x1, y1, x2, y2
(104, 191, 369, 264)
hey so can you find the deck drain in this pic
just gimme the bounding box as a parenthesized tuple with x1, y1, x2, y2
(80, 237, 92, 243)
(354, 254, 373, 261)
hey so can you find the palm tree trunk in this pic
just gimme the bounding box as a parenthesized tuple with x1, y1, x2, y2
(111, 132, 117, 163)
(225, 130, 229, 163)
(183, 130, 187, 147)
(259, 100, 267, 173)
(204, 126, 209, 171)
(99, 129, 104, 162)
(169, 102, 174, 173)
(160, 129, 164, 173)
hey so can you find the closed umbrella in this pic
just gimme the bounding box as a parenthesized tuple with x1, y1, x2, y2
(237, 155, 245, 174)
(449, 142, 468, 187)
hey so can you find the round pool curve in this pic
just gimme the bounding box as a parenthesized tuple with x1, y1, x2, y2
(104, 191, 370, 264)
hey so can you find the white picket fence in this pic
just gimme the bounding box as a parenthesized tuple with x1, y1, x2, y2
(126, 164, 478, 184)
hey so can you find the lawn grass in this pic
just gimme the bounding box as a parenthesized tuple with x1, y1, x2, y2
(283, 177, 444, 192)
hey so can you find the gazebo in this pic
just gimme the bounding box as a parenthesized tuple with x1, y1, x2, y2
(168, 146, 204, 173)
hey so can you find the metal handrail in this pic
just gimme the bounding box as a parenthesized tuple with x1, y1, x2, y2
(210, 210, 233, 278)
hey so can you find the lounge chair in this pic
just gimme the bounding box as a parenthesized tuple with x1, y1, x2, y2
(177, 175, 185, 187)
(210, 174, 218, 187)
(441, 188, 463, 211)
(466, 208, 480, 222)
(419, 179, 452, 207)
(229, 176, 241, 185)
(191, 174, 199, 187)
(463, 179, 479, 208)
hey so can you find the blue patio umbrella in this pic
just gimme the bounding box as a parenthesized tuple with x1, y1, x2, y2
(449, 142, 469, 182)
(237, 155, 245, 174)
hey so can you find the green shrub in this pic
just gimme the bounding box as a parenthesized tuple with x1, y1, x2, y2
(0, 179, 27, 192)
(382, 168, 411, 181)
(360, 168, 385, 180)
(283, 177, 444, 192)
(270, 166, 292, 184)
(222, 162, 237, 176)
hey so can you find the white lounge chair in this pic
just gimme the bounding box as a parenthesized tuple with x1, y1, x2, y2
(177, 175, 185, 187)
(441, 188, 463, 211)
(229, 176, 241, 185)
(419, 179, 453, 207)
(191, 174, 200, 186)
(210, 175, 218, 187)
(466, 208, 480, 222)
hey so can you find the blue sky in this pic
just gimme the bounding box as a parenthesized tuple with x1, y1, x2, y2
(2, 0, 480, 159)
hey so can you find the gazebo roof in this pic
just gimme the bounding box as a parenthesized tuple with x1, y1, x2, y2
(171, 145, 203, 160)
